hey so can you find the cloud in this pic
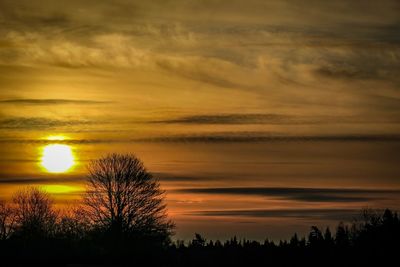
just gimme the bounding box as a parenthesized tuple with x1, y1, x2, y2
(152, 114, 301, 125)
(2, 133, 400, 144)
(0, 0, 399, 102)
(0, 138, 115, 144)
(0, 117, 99, 130)
(176, 187, 400, 203)
(0, 176, 84, 184)
(151, 113, 400, 125)
(153, 172, 212, 182)
(189, 208, 361, 221)
(0, 31, 152, 68)
(0, 99, 112, 105)
(140, 133, 400, 143)
(0, 0, 399, 136)
(155, 57, 255, 90)
(313, 48, 400, 83)
(315, 66, 379, 80)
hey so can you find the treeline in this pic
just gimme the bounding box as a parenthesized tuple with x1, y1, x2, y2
(0, 154, 399, 265)
(0, 188, 399, 265)
(170, 208, 400, 266)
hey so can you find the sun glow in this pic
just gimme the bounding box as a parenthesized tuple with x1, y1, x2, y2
(41, 144, 75, 173)
(46, 135, 68, 141)
(42, 184, 82, 194)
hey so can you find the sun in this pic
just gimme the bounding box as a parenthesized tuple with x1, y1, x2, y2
(41, 144, 75, 173)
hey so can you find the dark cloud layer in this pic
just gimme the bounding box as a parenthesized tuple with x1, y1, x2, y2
(176, 187, 400, 203)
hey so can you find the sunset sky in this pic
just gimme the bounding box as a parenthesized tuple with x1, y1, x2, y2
(1, 0, 400, 241)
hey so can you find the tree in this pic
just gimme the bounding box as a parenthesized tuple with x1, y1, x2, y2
(289, 233, 299, 247)
(191, 233, 206, 248)
(12, 187, 57, 239)
(308, 226, 323, 248)
(83, 154, 174, 243)
(335, 222, 350, 248)
(324, 227, 334, 246)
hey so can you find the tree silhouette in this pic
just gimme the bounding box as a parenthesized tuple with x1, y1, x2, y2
(324, 227, 334, 247)
(12, 187, 57, 239)
(335, 222, 350, 248)
(289, 233, 300, 247)
(83, 153, 174, 243)
(191, 233, 206, 247)
(308, 226, 323, 248)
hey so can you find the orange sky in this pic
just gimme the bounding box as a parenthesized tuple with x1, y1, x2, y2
(1, 0, 400, 241)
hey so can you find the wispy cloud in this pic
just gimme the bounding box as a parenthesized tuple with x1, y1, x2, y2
(155, 57, 256, 90)
(176, 187, 400, 203)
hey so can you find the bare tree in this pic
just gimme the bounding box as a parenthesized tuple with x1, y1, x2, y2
(0, 201, 15, 240)
(83, 154, 174, 241)
(12, 187, 57, 239)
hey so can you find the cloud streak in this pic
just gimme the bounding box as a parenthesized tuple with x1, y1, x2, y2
(140, 133, 400, 143)
(154, 172, 212, 182)
(151, 113, 400, 125)
(176, 187, 400, 203)
(189, 208, 361, 221)
(2, 133, 400, 144)
(152, 114, 302, 125)
(0, 176, 84, 184)
(0, 117, 99, 130)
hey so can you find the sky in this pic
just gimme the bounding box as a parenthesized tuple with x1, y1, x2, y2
(1, 0, 400, 241)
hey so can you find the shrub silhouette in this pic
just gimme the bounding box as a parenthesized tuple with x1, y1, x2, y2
(83, 153, 174, 245)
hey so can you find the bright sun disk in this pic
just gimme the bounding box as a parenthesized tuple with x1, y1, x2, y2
(41, 144, 75, 173)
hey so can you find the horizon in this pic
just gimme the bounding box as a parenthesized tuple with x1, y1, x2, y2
(1, 0, 400, 242)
